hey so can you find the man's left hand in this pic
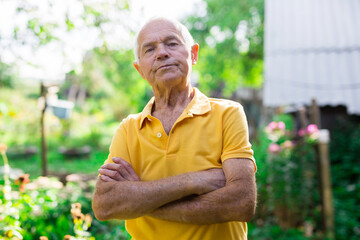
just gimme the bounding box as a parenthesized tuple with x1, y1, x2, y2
(98, 157, 140, 182)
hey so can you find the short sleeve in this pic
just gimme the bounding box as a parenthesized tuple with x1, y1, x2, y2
(220, 103, 256, 171)
(103, 120, 131, 165)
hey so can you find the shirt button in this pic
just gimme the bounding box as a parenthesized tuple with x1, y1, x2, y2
(157, 132, 162, 138)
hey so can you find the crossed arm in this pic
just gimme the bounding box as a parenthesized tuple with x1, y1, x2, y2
(92, 157, 256, 224)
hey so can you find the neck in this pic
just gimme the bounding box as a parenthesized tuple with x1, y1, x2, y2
(152, 84, 194, 112)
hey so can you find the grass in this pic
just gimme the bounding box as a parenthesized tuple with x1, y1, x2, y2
(7, 149, 108, 179)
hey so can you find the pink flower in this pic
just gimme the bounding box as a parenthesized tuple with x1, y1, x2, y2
(306, 124, 319, 135)
(267, 121, 277, 131)
(298, 129, 305, 137)
(268, 143, 281, 153)
(307, 124, 320, 141)
(277, 121, 285, 130)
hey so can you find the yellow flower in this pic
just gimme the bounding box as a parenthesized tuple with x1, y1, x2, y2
(71, 203, 84, 221)
(85, 213, 93, 227)
(5, 230, 13, 237)
(9, 110, 17, 118)
(0, 143, 7, 154)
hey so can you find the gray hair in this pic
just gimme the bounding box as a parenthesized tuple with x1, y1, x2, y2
(133, 17, 195, 63)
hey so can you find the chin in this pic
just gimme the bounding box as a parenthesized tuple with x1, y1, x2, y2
(156, 73, 185, 83)
(157, 77, 184, 87)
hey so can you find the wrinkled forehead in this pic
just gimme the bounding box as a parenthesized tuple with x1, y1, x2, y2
(137, 19, 186, 46)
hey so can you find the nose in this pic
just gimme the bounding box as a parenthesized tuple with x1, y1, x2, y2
(156, 44, 169, 60)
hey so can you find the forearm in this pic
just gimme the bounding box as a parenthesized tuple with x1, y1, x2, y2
(148, 182, 256, 224)
(92, 170, 223, 221)
(148, 158, 257, 224)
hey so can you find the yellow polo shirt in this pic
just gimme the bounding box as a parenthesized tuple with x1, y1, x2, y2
(105, 88, 255, 240)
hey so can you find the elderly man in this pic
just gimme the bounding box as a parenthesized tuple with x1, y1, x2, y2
(92, 17, 257, 240)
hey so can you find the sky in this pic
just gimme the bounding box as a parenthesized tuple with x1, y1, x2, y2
(0, 0, 203, 83)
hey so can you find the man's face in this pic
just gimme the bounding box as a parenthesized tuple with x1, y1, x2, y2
(133, 19, 198, 89)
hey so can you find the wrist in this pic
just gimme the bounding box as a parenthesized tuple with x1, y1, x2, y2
(185, 171, 208, 195)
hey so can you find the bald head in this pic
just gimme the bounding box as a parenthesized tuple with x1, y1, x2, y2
(134, 17, 195, 63)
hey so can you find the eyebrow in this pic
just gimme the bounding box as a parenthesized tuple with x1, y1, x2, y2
(141, 35, 182, 52)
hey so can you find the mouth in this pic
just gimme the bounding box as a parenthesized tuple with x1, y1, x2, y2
(156, 64, 176, 71)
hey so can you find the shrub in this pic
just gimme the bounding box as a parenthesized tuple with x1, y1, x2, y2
(330, 121, 360, 240)
(250, 117, 321, 239)
(1, 144, 130, 240)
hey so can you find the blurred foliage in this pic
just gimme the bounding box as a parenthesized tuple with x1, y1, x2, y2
(8, 0, 130, 48)
(251, 114, 360, 239)
(251, 117, 321, 239)
(8, 150, 108, 179)
(0, 89, 40, 147)
(0, 62, 17, 89)
(248, 223, 309, 240)
(62, 47, 152, 116)
(186, 0, 264, 97)
(330, 120, 360, 240)
(0, 174, 130, 239)
(0, 86, 119, 181)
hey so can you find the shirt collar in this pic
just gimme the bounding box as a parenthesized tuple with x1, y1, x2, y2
(188, 88, 211, 115)
(139, 96, 155, 129)
(139, 88, 211, 129)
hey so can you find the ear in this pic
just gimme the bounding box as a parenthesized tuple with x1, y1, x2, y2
(133, 61, 146, 79)
(191, 44, 199, 65)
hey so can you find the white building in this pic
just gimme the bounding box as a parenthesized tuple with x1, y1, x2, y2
(263, 0, 360, 115)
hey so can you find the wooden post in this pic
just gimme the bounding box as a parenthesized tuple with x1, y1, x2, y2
(40, 83, 48, 176)
(310, 98, 321, 127)
(318, 129, 334, 239)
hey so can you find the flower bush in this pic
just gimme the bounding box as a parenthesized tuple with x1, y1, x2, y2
(266, 121, 319, 229)
(253, 117, 360, 240)
(298, 124, 320, 143)
(250, 118, 321, 238)
(1, 143, 130, 240)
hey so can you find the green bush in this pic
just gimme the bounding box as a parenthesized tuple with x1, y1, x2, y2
(250, 116, 321, 239)
(0, 175, 130, 240)
(330, 121, 360, 240)
(0, 145, 129, 240)
(250, 115, 360, 239)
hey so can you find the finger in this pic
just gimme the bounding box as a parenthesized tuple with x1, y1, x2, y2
(98, 168, 126, 181)
(112, 157, 140, 181)
(100, 175, 116, 182)
(113, 157, 140, 181)
(105, 160, 134, 181)
(123, 162, 140, 181)
(101, 163, 134, 180)
(101, 163, 122, 171)
(117, 159, 140, 181)
(111, 160, 133, 181)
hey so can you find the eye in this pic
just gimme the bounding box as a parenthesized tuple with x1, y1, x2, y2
(168, 42, 178, 47)
(145, 48, 154, 53)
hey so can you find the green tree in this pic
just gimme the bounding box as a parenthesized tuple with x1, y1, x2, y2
(0, 62, 16, 88)
(64, 46, 152, 119)
(7, 0, 130, 48)
(185, 0, 264, 97)
(0, 0, 132, 89)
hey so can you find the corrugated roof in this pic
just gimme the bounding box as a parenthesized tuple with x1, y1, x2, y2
(263, 0, 360, 115)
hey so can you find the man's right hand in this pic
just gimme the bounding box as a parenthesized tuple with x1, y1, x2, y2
(98, 157, 140, 182)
